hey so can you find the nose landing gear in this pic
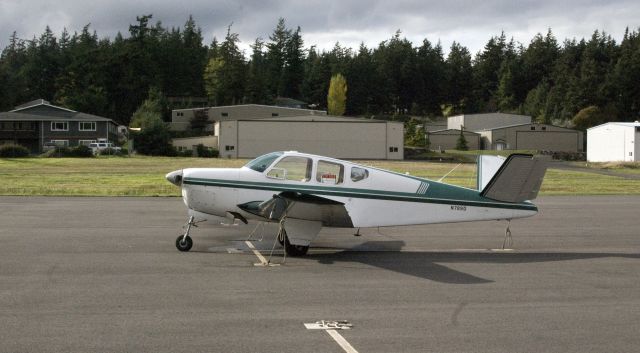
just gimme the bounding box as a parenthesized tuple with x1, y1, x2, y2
(176, 234, 193, 252)
(175, 216, 204, 252)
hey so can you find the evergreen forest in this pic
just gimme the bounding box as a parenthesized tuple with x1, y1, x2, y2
(1, 15, 639, 129)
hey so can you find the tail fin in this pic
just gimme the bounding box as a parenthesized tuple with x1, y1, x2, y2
(477, 155, 507, 191)
(480, 154, 548, 203)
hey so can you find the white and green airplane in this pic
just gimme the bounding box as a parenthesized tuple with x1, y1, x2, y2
(166, 151, 547, 256)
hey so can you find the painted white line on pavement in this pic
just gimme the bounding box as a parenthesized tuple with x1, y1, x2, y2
(244, 241, 269, 266)
(326, 329, 359, 353)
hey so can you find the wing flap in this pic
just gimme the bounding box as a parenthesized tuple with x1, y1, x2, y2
(238, 192, 353, 227)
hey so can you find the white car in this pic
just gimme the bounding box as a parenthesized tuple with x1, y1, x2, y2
(88, 142, 122, 154)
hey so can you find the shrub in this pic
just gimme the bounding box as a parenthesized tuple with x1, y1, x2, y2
(132, 120, 174, 156)
(196, 144, 219, 158)
(177, 149, 193, 157)
(53, 146, 71, 157)
(456, 130, 469, 151)
(43, 145, 94, 158)
(99, 147, 120, 156)
(69, 145, 94, 157)
(0, 144, 30, 157)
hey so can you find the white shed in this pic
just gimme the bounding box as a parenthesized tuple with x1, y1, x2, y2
(587, 122, 640, 162)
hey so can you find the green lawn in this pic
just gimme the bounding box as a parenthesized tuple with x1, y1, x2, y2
(1, 156, 639, 196)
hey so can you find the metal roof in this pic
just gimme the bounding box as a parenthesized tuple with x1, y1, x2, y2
(476, 122, 576, 132)
(448, 112, 531, 119)
(274, 97, 308, 106)
(173, 104, 326, 114)
(429, 128, 480, 135)
(0, 111, 116, 123)
(254, 115, 392, 123)
(587, 121, 640, 130)
(12, 99, 50, 110)
(10, 99, 77, 113)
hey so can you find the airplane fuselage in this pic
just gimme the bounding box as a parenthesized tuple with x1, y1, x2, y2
(172, 153, 537, 228)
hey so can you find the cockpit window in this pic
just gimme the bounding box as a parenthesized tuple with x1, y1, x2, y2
(267, 156, 312, 181)
(316, 160, 344, 184)
(350, 167, 369, 182)
(245, 152, 283, 172)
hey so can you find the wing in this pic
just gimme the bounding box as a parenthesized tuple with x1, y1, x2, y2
(237, 191, 353, 227)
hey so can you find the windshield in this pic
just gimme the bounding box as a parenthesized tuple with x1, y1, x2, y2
(245, 152, 284, 172)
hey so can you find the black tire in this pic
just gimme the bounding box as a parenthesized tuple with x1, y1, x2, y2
(284, 236, 309, 256)
(175, 235, 193, 252)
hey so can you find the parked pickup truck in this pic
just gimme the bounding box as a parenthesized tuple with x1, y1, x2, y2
(88, 142, 122, 154)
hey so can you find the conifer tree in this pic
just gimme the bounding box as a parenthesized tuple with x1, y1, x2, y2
(456, 129, 469, 150)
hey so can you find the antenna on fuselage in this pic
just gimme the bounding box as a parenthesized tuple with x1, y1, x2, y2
(437, 163, 462, 182)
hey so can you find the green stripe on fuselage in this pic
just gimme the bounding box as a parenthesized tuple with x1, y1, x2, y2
(182, 177, 537, 211)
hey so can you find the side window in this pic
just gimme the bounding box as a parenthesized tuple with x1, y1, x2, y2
(350, 167, 369, 182)
(316, 160, 344, 185)
(267, 156, 312, 182)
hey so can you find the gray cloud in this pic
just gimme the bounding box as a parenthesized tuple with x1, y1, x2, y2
(1, 0, 638, 56)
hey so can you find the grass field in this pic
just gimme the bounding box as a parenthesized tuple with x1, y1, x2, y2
(1, 156, 639, 196)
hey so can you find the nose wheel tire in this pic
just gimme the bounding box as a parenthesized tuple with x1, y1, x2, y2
(284, 236, 309, 257)
(175, 235, 193, 252)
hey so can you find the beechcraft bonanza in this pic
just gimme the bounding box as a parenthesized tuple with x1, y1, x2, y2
(166, 151, 547, 259)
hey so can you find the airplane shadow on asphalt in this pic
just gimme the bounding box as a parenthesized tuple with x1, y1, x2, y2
(305, 241, 640, 284)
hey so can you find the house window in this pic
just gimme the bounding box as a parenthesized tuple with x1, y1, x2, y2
(221, 112, 228, 117)
(79, 122, 96, 131)
(50, 140, 69, 147)
(12, 122, 35, 130)
(530, 126, 536, 130)
(542, 126, 547, 131)
(79, 140, 96, 146)
(177, 112, 184, 117)
(225, 145, 235, 151)
(51, 121, 68, 131)
(630, 152, 633, 157)
(389, 147, 399, 152)
(272, 113, 279, 117)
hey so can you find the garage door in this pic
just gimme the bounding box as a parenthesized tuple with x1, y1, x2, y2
(516, 131, 579, 152)
(237, 121, 387, 159)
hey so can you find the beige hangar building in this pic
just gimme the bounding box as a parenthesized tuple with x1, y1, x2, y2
(478, 123, 584, 152)
(448, 112, 532, 131)
(444, 113, 583, 152)
(170, 104, 404, 160)
(427, 129, 481, 151)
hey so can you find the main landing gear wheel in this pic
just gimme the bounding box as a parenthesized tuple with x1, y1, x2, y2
(175, 235, 193, 252)
(284, 236, 309, 257)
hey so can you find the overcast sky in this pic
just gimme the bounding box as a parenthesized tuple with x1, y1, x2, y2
(1, 0, 638, 56)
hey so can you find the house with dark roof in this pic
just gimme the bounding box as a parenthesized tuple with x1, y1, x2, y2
(0, 99, 118, 153)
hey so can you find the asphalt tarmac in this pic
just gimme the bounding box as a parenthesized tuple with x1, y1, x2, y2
(1, 196, 639, 353)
